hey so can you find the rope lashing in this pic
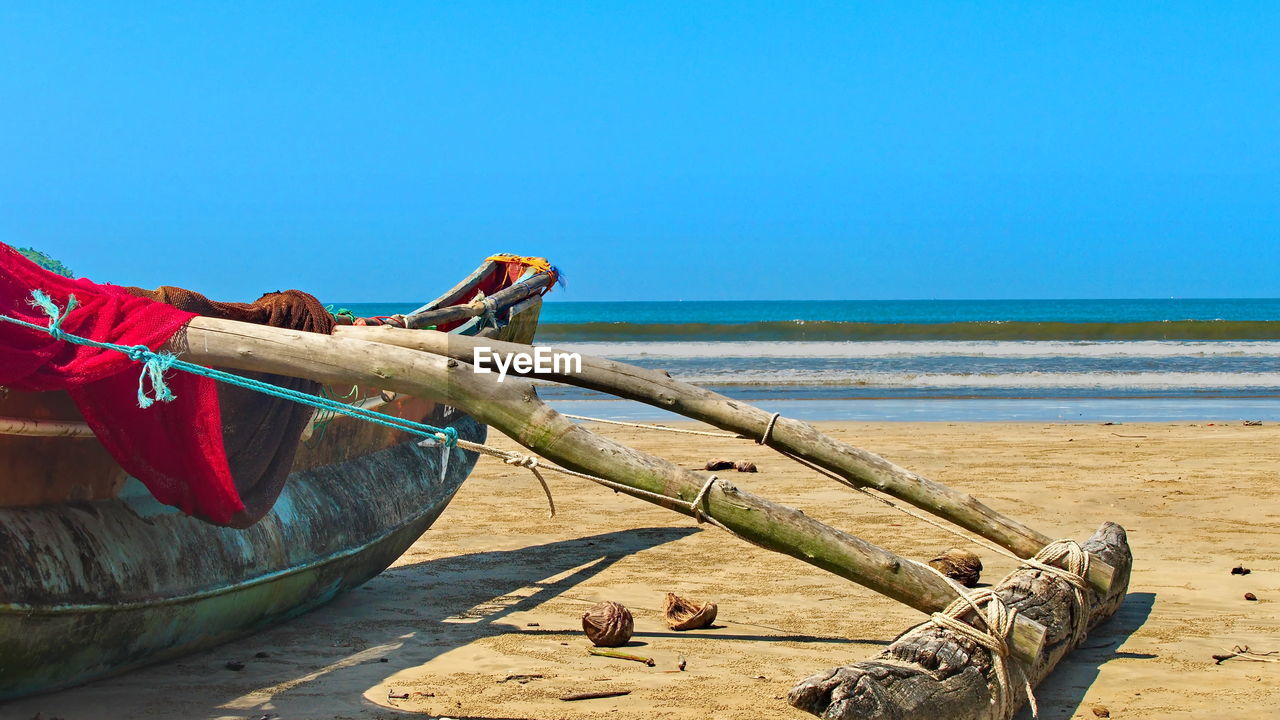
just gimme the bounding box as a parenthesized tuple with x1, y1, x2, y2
(920, 588, 1038, 719)
(1020, 540, 1093, 649)
(2, 290, 462, 448)
(689, 474, 719, 523)
(480, 296, 500, 329)
(758, 412, 780, 445)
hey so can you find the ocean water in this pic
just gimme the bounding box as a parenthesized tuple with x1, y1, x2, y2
(338, 299, 1280, 421)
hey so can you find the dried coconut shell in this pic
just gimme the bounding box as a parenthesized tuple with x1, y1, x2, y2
(928, 548, 983, 587)
(581, 601, 633, 647)
(664, 592, 718, 631)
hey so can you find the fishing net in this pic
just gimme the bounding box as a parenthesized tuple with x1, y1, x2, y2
(0, 243, 332, 526)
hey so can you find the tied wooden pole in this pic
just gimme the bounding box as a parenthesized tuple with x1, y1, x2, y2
(332, 325, 1118, 595)
(175, 317, 1048, 664)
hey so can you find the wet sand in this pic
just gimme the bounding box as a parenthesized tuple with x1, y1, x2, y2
(5, 422, 1278, 720)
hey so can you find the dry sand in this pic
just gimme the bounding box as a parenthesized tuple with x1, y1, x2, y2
(5, 422, 1278, 720)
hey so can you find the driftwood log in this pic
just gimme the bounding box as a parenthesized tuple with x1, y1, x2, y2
(333, 326, 1117, 594)
(789, 522, 1132, 720)
(174, 317, 1049, 664)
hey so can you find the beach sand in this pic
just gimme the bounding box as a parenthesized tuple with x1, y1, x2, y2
(6, 422, 1278, 720)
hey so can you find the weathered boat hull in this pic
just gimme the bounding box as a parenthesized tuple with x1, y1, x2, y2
(0, 416, 481, 699)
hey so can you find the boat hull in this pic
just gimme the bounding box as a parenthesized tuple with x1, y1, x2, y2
(0, 413, 483, 700)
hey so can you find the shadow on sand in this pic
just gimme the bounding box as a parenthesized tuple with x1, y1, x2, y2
(1016, 591, 1157, 720)
(3, 527, 700, 720)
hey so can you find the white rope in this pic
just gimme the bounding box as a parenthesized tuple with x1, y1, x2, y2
(452, 437, 732, 533)
(500, 452, 557, 518)
(758, 412, 780, 445)
(914, 587, 1038, 719)
(562, 413, 740, 438)
(1020, 540, 1093, 650)
(689, 474, 719, 523)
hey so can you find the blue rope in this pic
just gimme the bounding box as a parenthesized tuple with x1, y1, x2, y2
(3, 290, 459, 447)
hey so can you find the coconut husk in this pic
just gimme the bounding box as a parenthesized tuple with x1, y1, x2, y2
(704, 458, 736, 471)
(581, 601, 633, 647)
(664, 592, 718, 631)
(927, 548, 983, 587)
(734, 461, 758, 473)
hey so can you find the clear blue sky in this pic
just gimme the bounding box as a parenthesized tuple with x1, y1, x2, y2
(1, 3, 1276, 302)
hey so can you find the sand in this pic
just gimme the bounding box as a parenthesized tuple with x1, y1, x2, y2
(5, 422, 1278, 720)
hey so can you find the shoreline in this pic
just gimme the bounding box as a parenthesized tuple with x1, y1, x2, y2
(5, 421, 1277, 719)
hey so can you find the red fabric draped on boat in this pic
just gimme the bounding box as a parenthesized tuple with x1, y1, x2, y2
(0, 244, 244, 524)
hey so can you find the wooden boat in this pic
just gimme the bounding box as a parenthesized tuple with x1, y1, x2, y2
(0, 255, 557, 700)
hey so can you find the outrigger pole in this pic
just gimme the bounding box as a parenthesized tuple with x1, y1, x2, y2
(333, 324, 1119, 594)
(174, 318, 1132, 720)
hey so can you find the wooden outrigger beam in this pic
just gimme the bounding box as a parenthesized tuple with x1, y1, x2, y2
(174, 317, 1048, 665)
(332, 326, 1119, 594)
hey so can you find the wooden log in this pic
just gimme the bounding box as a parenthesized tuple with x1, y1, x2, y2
(788, 522, 1132, 720)
(173, 317, 1048, 664)
(331, 326, 1117, 594)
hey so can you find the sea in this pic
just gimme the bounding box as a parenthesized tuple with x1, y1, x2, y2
(337, 299, 1280, 422)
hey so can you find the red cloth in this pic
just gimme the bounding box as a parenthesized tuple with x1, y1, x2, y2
(0, 244, 244, 524)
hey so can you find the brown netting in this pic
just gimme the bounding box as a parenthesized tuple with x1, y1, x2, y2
(125, 285, 336, 527)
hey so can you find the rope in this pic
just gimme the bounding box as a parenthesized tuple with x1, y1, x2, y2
(562, 414, 740, 438)
(1021, 540, 1093, 650)
(3, 290, 462, 448)
(913, 587, 1037, 719)
(758, 411, 780, 445)
(689, 474, 719, 523)
(450, 437, 733, 534)
(325, 305, 358, 323)
(499, 452, 557, 518)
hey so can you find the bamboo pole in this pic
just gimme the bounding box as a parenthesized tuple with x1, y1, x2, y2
(331, 325, 1117, 594)
(174, 317, 1047, 664)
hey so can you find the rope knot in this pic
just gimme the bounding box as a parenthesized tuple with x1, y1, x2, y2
(437, 426, 459, 447)
(504, 454, 539, 469)
(135, 351, 178, 408)
(28, 290, 77, 341)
